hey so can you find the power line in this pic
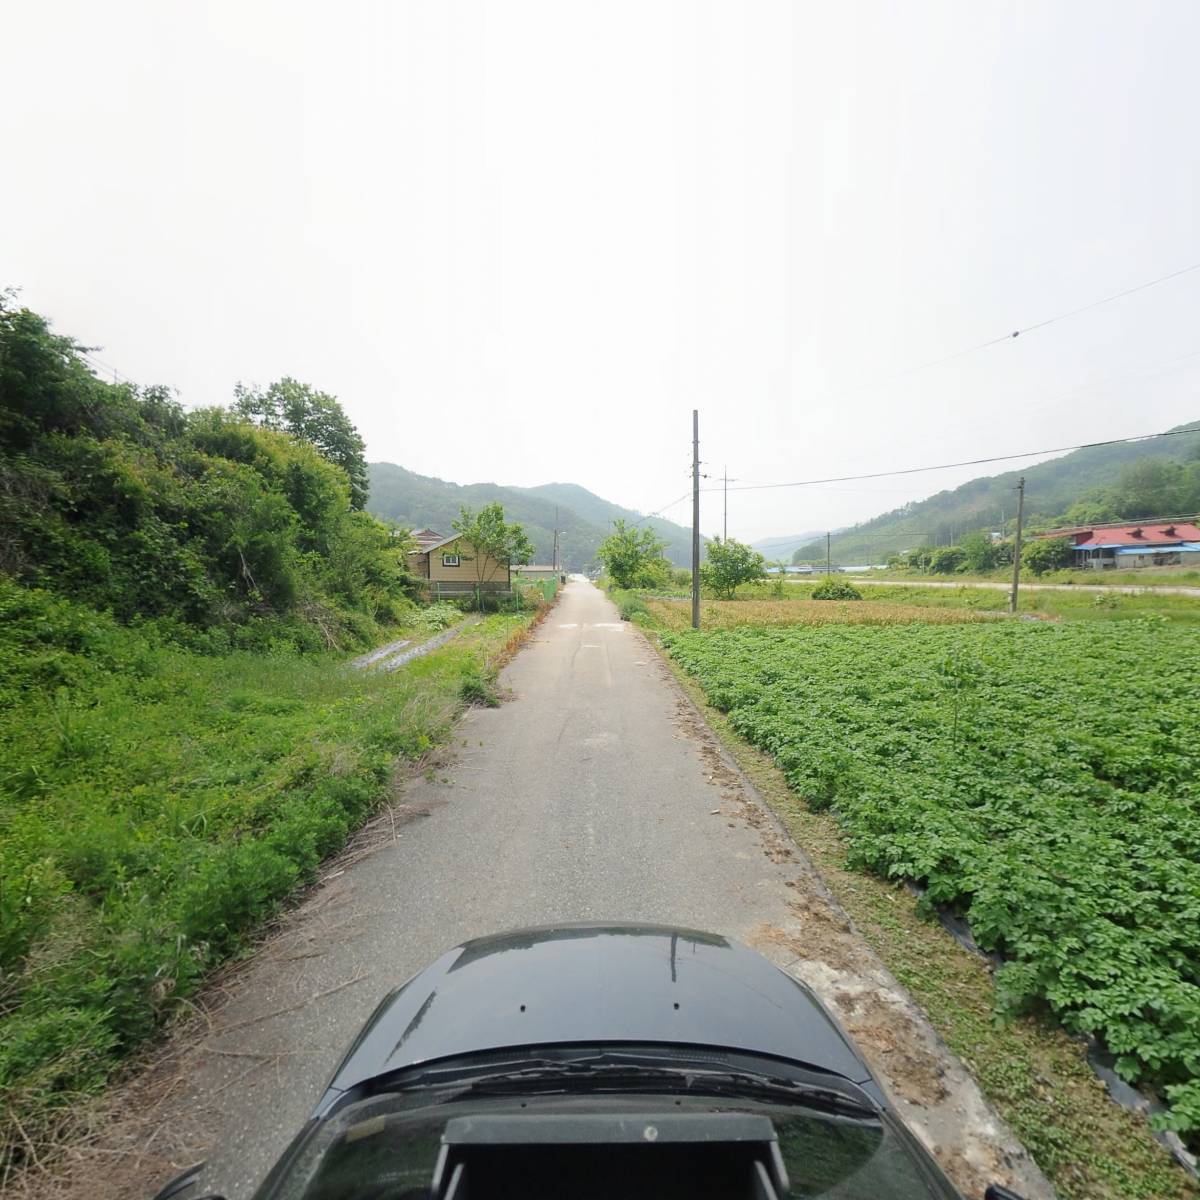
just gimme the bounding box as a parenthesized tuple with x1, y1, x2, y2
(702, 424, 1200, 495)
(827, 258, 1200, 398)
(631, 491, 692, 527)
(81, 350, 135, 385)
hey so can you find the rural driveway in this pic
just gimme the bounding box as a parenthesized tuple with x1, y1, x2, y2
(58, 579, 1050, 1200)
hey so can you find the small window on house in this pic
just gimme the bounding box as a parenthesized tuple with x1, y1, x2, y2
(442, 553, 460, 567)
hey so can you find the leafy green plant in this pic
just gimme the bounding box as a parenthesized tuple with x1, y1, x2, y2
(810, 578, 863, 600)
(596, 519, 670, 589)
(0, 580, 534, 1173)
(662, 619, 1200, 1142)
(699, 537, 767, 598)
(614, 591, 650, 622)
(416, 602, 461, 632)
(458, 665, 501, 706)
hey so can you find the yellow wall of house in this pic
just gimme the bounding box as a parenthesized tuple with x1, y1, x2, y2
(426, 539, 508, 583)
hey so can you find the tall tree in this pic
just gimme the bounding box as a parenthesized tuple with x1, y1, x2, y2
(451, 502, 534, 597)
(700, 537, 766, 598)
(596, 519, 669, 589)
(233, 377, 368, 509)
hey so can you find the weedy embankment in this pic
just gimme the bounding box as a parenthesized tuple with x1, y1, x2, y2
(0, 584, 537, 1181)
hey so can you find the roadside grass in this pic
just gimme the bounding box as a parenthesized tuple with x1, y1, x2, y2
(650, 637, 1195, 1200)
(644, 596, 997, 631)
(0, 588, 536, 1177)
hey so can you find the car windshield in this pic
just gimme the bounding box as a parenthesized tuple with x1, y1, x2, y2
(264, 1050, 954, 1200)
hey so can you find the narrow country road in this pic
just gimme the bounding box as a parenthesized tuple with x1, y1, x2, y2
(51, 580, 1051, 1200)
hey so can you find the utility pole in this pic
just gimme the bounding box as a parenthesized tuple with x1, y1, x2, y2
(552, 507, 559, 573)
(718, 465, 738, 542)
(826, 532, 832, 574)
(1010, 477, 1026, 614)
(692, 410, 701, 629)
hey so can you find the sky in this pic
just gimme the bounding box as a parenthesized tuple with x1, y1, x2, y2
(4, 0, 1199, 542)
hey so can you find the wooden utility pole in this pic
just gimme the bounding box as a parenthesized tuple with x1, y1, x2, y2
(1009, 477, 1026, 614)
(692, 410, 701, 629)
(826, 532, 832, 574)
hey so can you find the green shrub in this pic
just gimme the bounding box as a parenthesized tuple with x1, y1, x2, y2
(615, 592, 650, 621)
(417, 602, 461, 632)
(458, 666, 501, 707)
(810, 577, 863, 601)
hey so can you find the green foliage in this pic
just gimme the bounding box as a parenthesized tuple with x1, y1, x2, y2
(416, 602, 461, 632)
(0, 301, 407, 647)
(928, 545, 967, 574)
(1023, 536, 1074, 576)
(451, 502, 534, 577)
(789, 421, 1200, 565)
(699, 537, 766, 598)
(458, 665, 501, 707)
(662, 619, 1200, 1141)
(614, 591, 651, 622)
(596, 519, 671, 589)
(0, 584, 532, 1167)
(810, 578, 863, 600)
(366, 465, 701, 572)
(958, 530, 1000, 572)
(233, 376, 369, 509)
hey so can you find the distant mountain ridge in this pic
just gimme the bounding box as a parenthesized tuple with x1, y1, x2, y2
(750, 531, 824, 559)
(366, 464, 700, 569)
(791, 420, 1200, 564)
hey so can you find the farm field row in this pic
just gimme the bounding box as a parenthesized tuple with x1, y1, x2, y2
(659, 618, 1200, 1142)
(645, 595, 998, 630)
(772, 580, 1200, 623)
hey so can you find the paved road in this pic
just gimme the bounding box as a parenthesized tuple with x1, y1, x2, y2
(89, 580, 1048, 1200)
(843, 576, 1200, 597)
(188, 580, 808, 1195)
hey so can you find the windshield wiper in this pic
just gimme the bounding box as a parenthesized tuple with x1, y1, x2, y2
(456, 1060, 877, 1119)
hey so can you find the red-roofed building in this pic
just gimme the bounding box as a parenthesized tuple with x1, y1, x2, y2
(1036, 519, 1200, 569)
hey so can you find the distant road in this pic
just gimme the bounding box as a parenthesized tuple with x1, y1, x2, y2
(834, 577, 1200, 598)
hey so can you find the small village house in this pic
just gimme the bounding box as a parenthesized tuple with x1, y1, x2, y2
(1032, 519, 1200, 569)
(406, 530, 511, 597)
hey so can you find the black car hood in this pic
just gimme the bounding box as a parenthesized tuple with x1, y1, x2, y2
(328, 923, 873, 1092)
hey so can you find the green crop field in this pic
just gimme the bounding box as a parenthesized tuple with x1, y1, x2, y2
(660, 619, 1200, 1141)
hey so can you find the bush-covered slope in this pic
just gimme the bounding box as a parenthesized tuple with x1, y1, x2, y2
(0, 300, 411, 648)
(792, 422, 1200, 565)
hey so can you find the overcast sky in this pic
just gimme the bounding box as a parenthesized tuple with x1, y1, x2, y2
(4, 1, 1199, 541)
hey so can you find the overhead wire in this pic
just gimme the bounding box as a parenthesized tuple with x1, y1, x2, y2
(702, 424, 1200, 496)
(630, 491, 692, 527)
(824, 258, 1200, 399)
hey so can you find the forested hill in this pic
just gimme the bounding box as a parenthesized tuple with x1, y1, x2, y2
(366, 464, 698, 568)
(0, 298, 408, 649)
(790, 421, 1200, 565)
